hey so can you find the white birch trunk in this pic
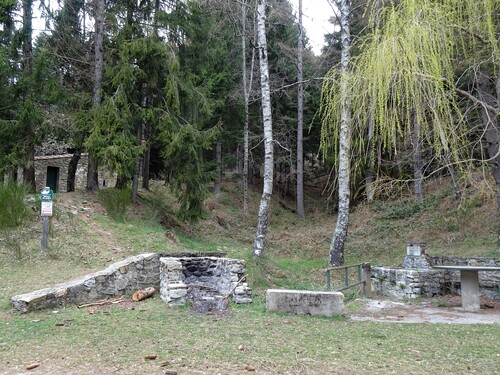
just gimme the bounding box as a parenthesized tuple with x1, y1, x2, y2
(329, 0, 351, 266)
(296, 0, 305, 219)
(253, 0, 274, 257)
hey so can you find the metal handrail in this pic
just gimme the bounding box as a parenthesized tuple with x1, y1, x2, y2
(325, 263, 371, 295)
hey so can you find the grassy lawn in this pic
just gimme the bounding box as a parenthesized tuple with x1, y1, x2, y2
(1, 298, 499, 374)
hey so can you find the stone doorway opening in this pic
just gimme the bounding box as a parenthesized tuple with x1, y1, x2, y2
(46, 166, 60, 192)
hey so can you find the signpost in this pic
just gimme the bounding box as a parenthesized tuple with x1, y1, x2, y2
(40, 187, 53, 250)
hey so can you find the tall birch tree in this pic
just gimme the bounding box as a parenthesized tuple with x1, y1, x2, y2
(252, 0, 274, 257)
(320, 0, 352, 266)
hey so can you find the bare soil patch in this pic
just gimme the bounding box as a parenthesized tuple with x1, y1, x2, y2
(350, 295, 500, 324)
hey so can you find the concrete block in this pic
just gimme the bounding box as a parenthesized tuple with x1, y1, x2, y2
(266, 289, 344, 317)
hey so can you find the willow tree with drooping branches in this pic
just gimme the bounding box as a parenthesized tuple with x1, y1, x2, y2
(320, 0, 492, 263)
(443, 0, 500, 250)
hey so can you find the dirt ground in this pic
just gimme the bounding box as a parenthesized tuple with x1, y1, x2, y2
(350, 295, 500, 324)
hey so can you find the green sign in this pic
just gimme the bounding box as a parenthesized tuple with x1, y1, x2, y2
(40, 187, 53, 201)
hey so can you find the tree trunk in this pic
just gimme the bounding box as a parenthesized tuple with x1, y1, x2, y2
(21, 0, 35, 191)
(214, 142, 222, 196)
(87, 0, 104, 192)
(477, 72, 500, 252)
(253, 0, 274, 258)
(131, 122, 144, 202)
(67, 148, 81, 192)
(22, 0, 32, 76)
(115, 175, 129, 189)
(23, 148, 35, 191)
(142, 138, 151, 190)
(329, 0, 351, 266)
(86, 155, 99, 192)
(365, 108, 375, 202)
(241, 0, 252, 214)
(296, 0, 305, 219)
(411, 111, 424, 204)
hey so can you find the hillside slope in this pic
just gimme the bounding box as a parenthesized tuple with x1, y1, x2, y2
(0, 175, 498, 302)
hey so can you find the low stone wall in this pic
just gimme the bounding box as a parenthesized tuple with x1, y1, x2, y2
(11, 253, 161, 313)
(432, 256, 500, 299)
(371, 267, 444, 299)
(266, 289, 344, 317)
(372, 256, 500, 299)
(11, 253, 252, 314)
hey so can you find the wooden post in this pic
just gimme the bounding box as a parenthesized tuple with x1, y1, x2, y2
(361, 263, 372, 296)
(41, 216, 49, 250)
(40, 187, 53, 251)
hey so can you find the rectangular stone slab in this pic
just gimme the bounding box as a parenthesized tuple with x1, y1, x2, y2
(266, 289, 344, 317)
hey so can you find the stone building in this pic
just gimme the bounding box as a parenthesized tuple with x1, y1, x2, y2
(4, 153, 116, 193)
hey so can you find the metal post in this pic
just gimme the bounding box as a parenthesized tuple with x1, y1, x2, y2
(326, 270, 331, 291)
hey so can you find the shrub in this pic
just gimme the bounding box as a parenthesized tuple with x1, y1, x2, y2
(0, 183, 31, 230)
(372, 198, 423, 219)
(97, 187, 131, 221)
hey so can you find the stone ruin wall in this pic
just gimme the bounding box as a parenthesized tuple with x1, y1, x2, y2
(11, 253, 252, 314)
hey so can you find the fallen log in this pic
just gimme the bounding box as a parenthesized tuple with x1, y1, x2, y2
(132, 287, 156, 302)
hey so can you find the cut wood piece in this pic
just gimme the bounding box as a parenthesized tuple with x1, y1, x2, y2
(26, 363, 40, 370)
(77, 296, 125, 308)
(132, 287, 155, 302)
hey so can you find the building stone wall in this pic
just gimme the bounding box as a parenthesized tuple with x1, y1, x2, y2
(34, 154, 87, 193)
(4, 153, 116, 192)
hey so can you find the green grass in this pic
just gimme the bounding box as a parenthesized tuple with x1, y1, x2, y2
(0, 298, 498, 374)
(97, 187, 132, 222)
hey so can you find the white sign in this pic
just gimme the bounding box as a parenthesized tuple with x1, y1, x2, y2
(41, 201, 53, 217)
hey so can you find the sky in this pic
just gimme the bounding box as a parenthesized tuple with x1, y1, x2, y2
(290, 0, 335, 55)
